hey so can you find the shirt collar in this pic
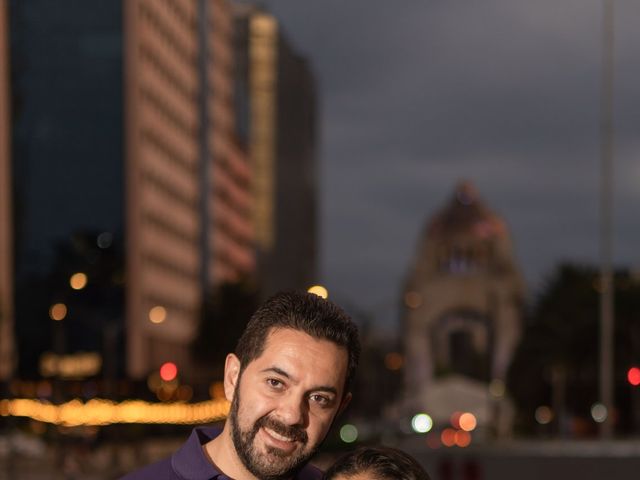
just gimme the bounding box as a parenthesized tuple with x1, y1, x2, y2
(171, 426, 230, 480)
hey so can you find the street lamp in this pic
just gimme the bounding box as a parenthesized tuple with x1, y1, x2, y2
(49, 303, 67, 321)
(148, 305, 167, 324)
(307, 285, 328, 299)
(69, 272, 88, 290)
(599, 0, 615, 440)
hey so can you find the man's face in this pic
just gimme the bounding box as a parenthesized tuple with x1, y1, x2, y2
(225, 328, 351, 479)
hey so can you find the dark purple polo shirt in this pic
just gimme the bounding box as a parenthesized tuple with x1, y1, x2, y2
(120, 426, 323, 480)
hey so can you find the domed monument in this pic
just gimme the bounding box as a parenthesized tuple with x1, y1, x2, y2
(402, 181, 525, 434)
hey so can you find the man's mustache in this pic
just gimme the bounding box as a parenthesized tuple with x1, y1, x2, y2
(255, 415, 308, 444)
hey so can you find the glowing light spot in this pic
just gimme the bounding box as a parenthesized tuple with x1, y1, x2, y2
(97, 232, 113, 249)
(411, 413, 433, 433)
(307, 285, 328, 299)
(159, 362, 178, 382)
(459, 413, 477, 432)
(404, 291, 422, 309)
(0, 397, 230, 426)
(591, 403, 608, 423)
(340, 424, 358, 443)
(450, 411, 462, 429)
(628, 367, 640, 386)
(455, 430, 471, 447)
(384, 353, 404, 371)
(535, 406, 554, 425)
(70, 273, 88, 290)
(441, 428, 456, 447)
(149, 306, 167, 324)
(49, 303, 67, 321)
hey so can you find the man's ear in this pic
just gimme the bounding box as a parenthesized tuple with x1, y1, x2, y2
(337, 392, 352, 416)
(223, 353, 241, 402)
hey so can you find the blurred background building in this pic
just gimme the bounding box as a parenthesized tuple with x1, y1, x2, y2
(0, 0, 317, 389)
(234, 4, 317, 298)
(0, 0, 15, 383)
(401, 181, 525, 434)
(122, 0, 255, 381)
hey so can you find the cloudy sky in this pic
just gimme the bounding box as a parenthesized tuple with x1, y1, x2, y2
(263, 0, 640, 328)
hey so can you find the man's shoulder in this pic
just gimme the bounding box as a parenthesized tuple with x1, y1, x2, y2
(119, 456, 176, 480)
(119, 426, 222, 480)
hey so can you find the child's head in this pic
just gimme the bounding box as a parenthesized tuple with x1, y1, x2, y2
(323, 446, 431, 480)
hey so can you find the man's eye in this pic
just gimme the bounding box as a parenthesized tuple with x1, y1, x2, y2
(310, 394, 330, 406)
(266, 378, 284, 389)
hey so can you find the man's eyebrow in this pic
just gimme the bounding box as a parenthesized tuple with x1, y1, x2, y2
(310, 386, 338, 396)
(260, 366, 295, 381)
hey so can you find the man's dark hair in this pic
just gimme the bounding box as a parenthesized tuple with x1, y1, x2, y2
(235, 290, 360, 391)
(323, 446, 431, 480)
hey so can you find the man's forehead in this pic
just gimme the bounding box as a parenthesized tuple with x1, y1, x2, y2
(262, 327, 343, 352)
(255, 328, 348, 376)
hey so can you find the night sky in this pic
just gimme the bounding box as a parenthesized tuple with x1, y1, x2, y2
(262, 0, 640, 328)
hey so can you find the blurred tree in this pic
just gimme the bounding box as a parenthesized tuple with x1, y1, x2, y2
(507, 264, 640, 436)
(191, 280, 259, 378)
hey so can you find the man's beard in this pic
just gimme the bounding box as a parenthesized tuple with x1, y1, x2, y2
(229, 388, 318, 480)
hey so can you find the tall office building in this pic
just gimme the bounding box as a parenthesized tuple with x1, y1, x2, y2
(0, 0, 15, 381)
(8, 0, 254, 382)
(203, 0, 254, 288)
(234, 6, 318, 297)
(123, 0, 254, 379)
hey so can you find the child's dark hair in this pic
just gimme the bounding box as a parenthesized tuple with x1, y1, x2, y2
(323, 446, 431, 480)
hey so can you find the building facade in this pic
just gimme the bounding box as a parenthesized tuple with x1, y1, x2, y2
(8, 0, 254, 383)
(234, 6, 317, 297)
(204, 0, 254, 287)
(0, 0, 14, 381)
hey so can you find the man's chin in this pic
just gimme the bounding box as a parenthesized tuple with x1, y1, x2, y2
(258, 440, 305, 465)
(263, 443, 300, 460)
(246, 452, 304, 479)
(251, 440, 314, 478)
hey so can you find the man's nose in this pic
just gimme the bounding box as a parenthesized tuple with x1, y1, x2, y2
(277, 393, 308, 426)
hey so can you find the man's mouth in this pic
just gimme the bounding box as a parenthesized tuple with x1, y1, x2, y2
(257, 416, 308, 445)
(263, 427, 296, 443)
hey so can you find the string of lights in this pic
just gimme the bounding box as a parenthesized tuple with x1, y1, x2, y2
(0, 397, 229, 427)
